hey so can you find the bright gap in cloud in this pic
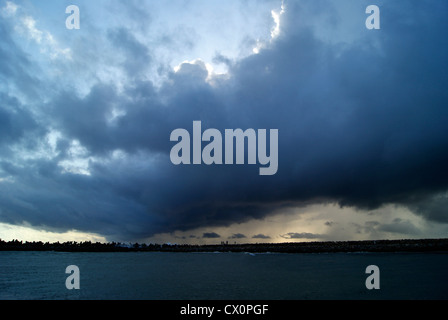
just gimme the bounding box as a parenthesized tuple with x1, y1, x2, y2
(0, 222, 107, 243)
(57, 140, 92, 176)
(253, 2, 285, 54)
(270, 2, 285, 39)
(170, 1, 286, 76)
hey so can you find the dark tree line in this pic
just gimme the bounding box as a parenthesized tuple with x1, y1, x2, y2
(0, 239, 173, 252)
(1, 238, 448, 253)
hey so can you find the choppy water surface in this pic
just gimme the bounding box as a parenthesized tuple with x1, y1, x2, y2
(1, 251, 447, 300)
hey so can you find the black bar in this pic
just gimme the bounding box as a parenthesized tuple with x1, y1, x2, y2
(0, 300, 445, 319)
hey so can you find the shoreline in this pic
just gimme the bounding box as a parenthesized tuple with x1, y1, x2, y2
(1, 238, 448, 254)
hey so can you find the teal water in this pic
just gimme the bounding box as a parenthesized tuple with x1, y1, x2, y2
(1, 251, 447, 300)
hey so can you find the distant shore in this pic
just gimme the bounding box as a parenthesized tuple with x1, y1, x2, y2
(1, 238, 448, 253)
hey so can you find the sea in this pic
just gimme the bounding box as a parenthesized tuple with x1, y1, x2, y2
(0, 251, 447, 300)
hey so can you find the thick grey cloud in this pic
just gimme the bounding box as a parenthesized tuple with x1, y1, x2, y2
(0, 1, 447, 241)
(0, 19, 39, 100)
(107, 27, 152, 78)
(203, 232, 220, 239)
(229, 233, 247, 239)
(252, 234, 271, 240)
(0, 94, 40, 147)
(351, 218, 421, 237)
(378, 218, 421, 236)
(352, 221, 381, 236)
(280, 232, 323, 240)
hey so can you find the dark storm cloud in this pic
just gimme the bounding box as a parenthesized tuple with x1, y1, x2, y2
(0, 15, 43, 101)
(352, 221, 381, 235)
(378, 218, 421, 236)
(1, 1, 448, 241)
(406, 194, 448, 224)
(203, 232, 220, 239)
(280, 232, 322, 240)
(229, 233, 247, 239)
(351, 219, 421, 237)
(107, 27, 152, 78)
(0, 94, 39, 146)
(252, 234, 271, 240)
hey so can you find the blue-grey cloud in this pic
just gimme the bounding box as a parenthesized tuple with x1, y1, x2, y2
(202, 232, 221, 239)
(0, 1, 447, 241)
(0, 18, 39, 100)
(378, 218, 421, 235)
(229, 233, 247, 239)
(252, 234, 271, 240)
(280, 232, 322, 240)
(107, 27, 152, 78)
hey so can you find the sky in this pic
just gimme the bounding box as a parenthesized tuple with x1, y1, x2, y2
(0, 0, 447, 244)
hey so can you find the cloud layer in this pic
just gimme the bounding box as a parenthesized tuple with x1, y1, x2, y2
(0, 1, 447, 241)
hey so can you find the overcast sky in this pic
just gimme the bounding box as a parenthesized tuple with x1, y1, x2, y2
(0, 0, 447, 244)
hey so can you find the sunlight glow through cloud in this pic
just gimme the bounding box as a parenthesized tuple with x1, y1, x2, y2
(254, 2, 285, 54)
(270, 3, 285, 39)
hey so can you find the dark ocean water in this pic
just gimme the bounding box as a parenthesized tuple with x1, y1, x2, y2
(0, 251, 447, 300)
